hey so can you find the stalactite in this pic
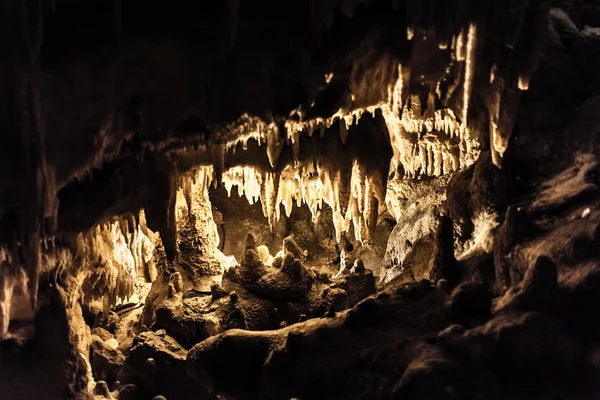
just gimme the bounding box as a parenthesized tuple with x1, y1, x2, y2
(220, 156, 388, 244)
(266, 123, 283, 168)
(463, 23, 477, 125)
(381, 96, 478, 180)
(339, 119, 348, 144)
(0, 2, 552, 334)
(78, 216, 155, 309)
(211, 144, 225, 188)
(391, 64, 404, 115)
(203, 0, 548, 175)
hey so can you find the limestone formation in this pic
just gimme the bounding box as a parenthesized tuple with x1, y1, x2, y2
(1, 1, 600, 399)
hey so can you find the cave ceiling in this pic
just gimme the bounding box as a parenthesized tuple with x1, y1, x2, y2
(0, 0, 546, 246)
(3, 0, 600, 399)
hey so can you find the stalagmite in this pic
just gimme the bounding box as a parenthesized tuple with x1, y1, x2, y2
(174, 166, 220, 269)
(183, 175, 193, 220)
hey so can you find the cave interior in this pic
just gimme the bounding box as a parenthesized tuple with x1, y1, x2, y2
(2, 0, 600, 399)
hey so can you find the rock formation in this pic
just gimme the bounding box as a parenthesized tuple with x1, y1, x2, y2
(1, 1, 600, 399)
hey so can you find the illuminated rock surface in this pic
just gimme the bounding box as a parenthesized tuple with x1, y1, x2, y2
(1, 1, 600, 399)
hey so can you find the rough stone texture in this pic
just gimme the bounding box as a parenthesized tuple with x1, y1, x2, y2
(239, 251, 314, 301)
(494, 153, 600, 293)
(210, 187, 288, 263)
(115, 384, 141, 400)
(188, 146, 600, 399)
(185, 22, 600, 396)
(143, 214, 223, 329)
(397, 311, 578, 400)
(445, 165, 475, 244)
(94, 380, 112, 399)
(152, 294, 227, 349)
(150, 244, 377, 348)
(382, 176, 451, 283)
(188, 205, 600, 399)
(188, 281, 449, 400)
(428, 215, 462, 287)
(449, 282, 493, 326)
(119, 330, 212, 400)
(443, 151, 505, 262)
(2, 1, 600, 400)
(331, 262, 377, 306)
(90, 334, 125, 382)
(469, 151, 506, 219)
(92, 327, 114, 342)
